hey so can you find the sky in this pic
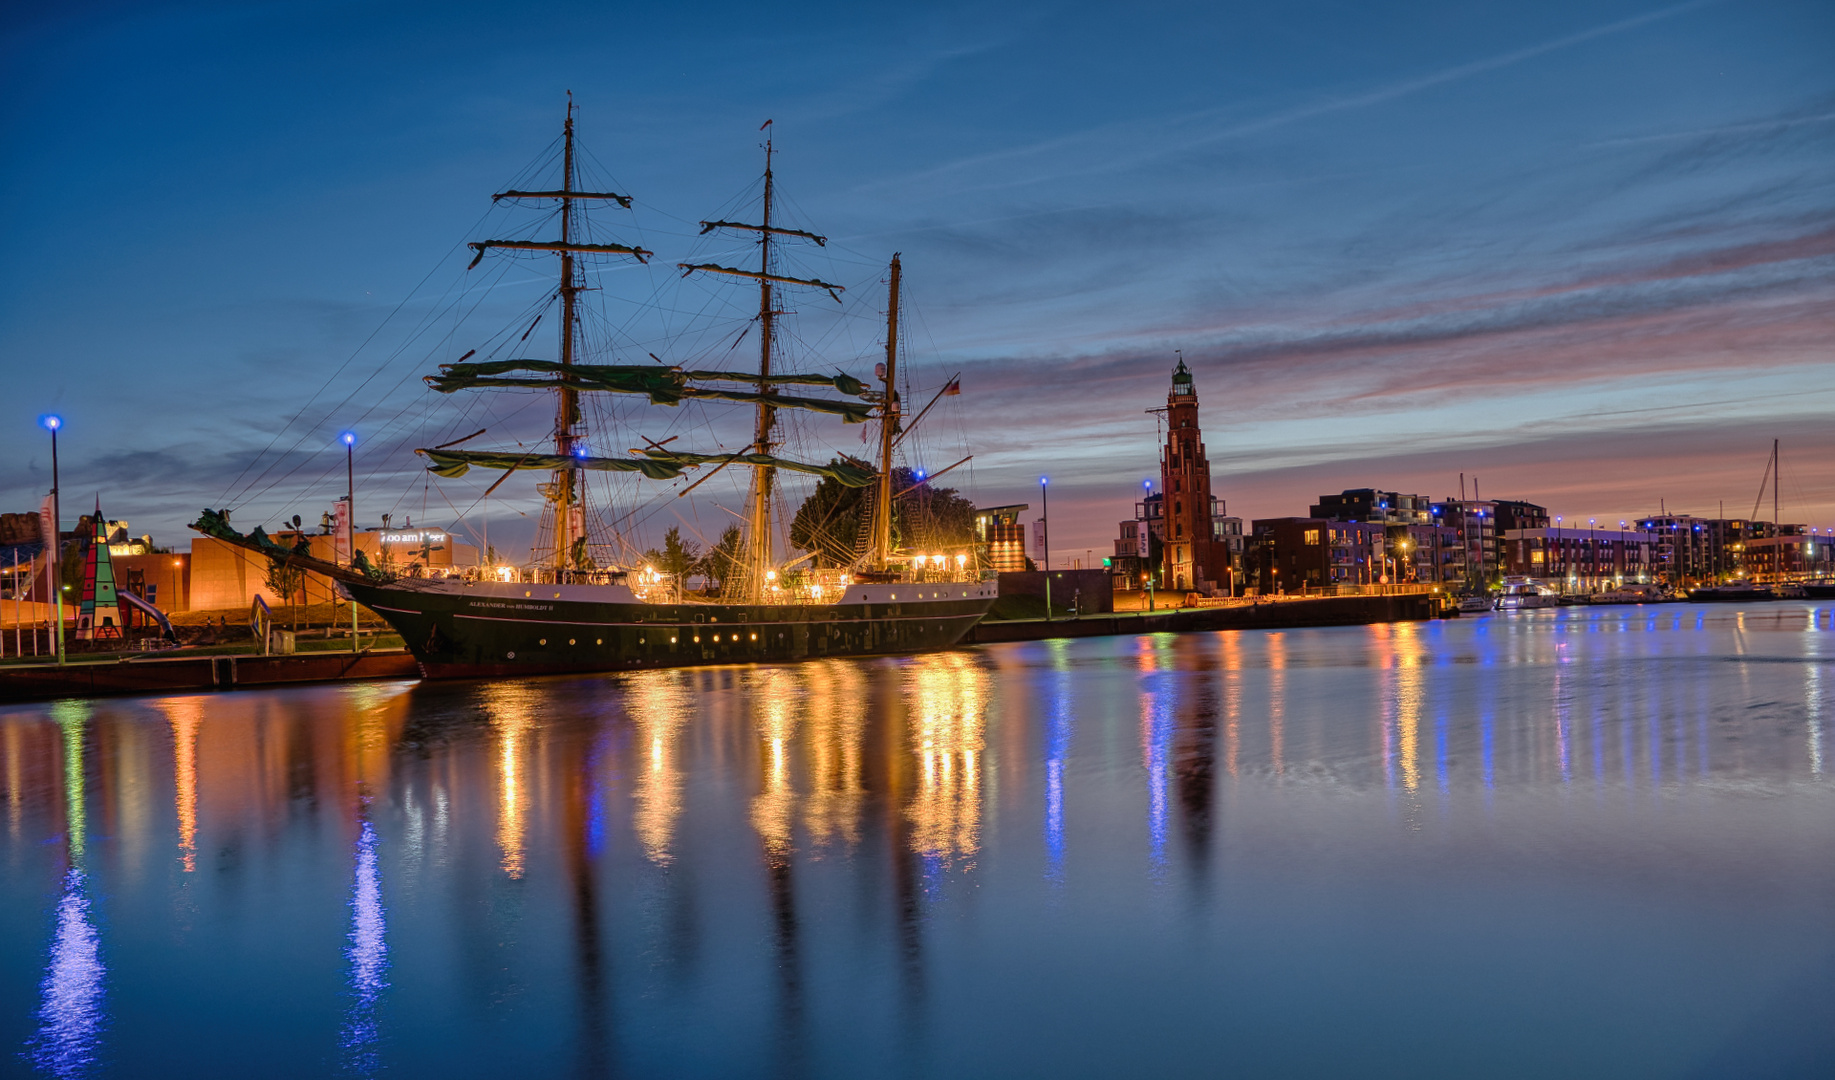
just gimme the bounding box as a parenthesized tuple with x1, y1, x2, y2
(3, 0, 1833, 563)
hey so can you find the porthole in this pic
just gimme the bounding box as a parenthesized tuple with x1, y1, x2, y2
(639, 638, 645, 645)
(693, 635, 700, 643)
(553, 592, 561, 599)
(596, 638, 603, 645)
(670, 636, 677, 643)
(568, 638, 576, 646)
(539, 638, 547, 646)
(506, 651, 516, 659)
(524, 590, 531, 598)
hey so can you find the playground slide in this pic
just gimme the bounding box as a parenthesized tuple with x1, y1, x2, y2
(119, 591, 178, 642)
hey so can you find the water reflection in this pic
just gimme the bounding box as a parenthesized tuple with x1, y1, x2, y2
(0, 606, 1829, 1077)
(1136, 637, 1173, 870)
(340, 816, 386, 1077)
(905, 653, 988, 871)
(1043, 640, 1075, 882)
(748, 666, 807, 1079)
(158, 699, 201, 873)
(30, 869, 104, 1079)
(629, 671, 690, 865)
(802, 662, 867, 852)
(482, 685, 534, 879)
(749, 667, 801, 862)
(31, 702, 103, 1079)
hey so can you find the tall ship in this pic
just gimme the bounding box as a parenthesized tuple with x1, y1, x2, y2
(196, 103, 997, 677)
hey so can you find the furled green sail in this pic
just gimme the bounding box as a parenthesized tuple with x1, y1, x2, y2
(420, 449, 686, 480)
(425, 360, 874, 422)
(638, 450, 878, 487)
(419, 448, 877, 487)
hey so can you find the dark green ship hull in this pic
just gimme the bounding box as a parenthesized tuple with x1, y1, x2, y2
(344, 578, 999, 678)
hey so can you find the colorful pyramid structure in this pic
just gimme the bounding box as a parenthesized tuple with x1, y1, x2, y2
(75, 497, 125, 640)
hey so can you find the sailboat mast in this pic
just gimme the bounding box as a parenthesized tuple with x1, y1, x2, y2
(873, 254, 901, 568)
(554, 99, 581, 572)
(745, 134, 778, 601)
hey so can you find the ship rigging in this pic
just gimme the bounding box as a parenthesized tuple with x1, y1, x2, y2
(192, 99, 997, 677)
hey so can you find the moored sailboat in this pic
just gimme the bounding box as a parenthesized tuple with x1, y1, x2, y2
(196, 104, 996, 677)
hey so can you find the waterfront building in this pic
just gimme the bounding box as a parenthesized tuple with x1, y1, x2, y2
(1490, 500, 1550, 533)
(1309, 489, 1433, 525)
(1432, 499, 1498, 587)
(973, 504, 1029, 573)
(1250, 517, 1466, 592)
(1636, 514, 1716, 582)
(1501, 527, 1657, 589)
(1249, 518, 1330, 593)
(189, 527, 478, 610)
(1157, 358, 1231, 595)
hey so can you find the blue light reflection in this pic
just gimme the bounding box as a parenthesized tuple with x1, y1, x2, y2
(341, 818, 388, 1076)
(30, 868, 104, 1079)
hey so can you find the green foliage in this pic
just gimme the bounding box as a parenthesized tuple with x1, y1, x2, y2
(789, 467, 980, 566)
(264, 535, 309, 605)
(698, 525, 743, 593)
(644, 526, 700, 580)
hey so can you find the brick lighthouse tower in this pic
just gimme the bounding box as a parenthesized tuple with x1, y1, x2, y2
(1159, 356, 1229, 594)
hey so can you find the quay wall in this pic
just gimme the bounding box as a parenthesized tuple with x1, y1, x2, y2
(0, 650, 420, 704)
(964, 593, 1437, 645)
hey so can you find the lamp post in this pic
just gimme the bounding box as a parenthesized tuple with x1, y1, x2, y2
(41, 415, 65, 666)
(1588, 517, 1597, 592)
(1554, 516, 1563, 590)
(342, 431, 358, 652)
(1039, 476, 1051, 621)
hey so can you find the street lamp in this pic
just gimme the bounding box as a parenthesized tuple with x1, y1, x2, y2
(40, 415, 65, 666)
(342, 431, 358, 652)
(1039, 475, 1051, 621)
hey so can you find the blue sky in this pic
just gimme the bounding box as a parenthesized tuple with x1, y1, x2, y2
(4, 0, 1832, 560)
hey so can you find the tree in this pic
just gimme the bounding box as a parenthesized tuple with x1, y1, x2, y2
(789, 467, 979, 566)
(698, 525, 743, 594)
(264, 534, 310, 629)
(644, 526, 699, 597)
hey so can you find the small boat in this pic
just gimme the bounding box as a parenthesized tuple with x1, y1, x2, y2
(1495, 577, 1559, 611)
(1802, 581, 1835, 599)
(1688, 584, 1775, 603)
(1456, 595, 1493, 614)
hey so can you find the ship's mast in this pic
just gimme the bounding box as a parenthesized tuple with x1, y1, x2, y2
(555, 98, 581, 572)
(871, 254, 901, 568)
(745, 134, 779, 603)
(463, 96, 650, 578)
(674, 124, 846, 599)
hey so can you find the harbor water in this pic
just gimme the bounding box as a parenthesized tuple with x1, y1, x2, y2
(3, 604, 1832, 1078)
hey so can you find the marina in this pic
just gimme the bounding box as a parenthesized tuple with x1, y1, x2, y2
(3, 602, 1830, 1077)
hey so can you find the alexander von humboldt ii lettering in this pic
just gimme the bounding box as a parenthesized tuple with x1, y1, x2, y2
(193, 103, 996, 677)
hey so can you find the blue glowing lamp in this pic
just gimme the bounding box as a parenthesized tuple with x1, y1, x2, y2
(1040, 476, 1049, 487)
(40, 414, 62, 431)
(915, 468, 926, 480)
(341, 431, 357, 447)
(1143, 479, 1153, 491)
